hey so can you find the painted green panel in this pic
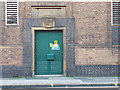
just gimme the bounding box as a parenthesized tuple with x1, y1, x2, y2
(50, 61, 62, 74)
(36, 61, 49, 74)
(35, 30, 63, 75)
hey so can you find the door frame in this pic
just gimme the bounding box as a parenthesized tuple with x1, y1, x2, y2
(32, 27, 66, 77)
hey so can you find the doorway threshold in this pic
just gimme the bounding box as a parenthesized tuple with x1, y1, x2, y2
(34, 75, 63, 77)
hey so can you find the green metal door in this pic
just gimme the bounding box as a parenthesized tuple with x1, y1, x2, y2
(35, 30, 63, 75)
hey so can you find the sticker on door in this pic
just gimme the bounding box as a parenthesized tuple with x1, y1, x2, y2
(50, 40, 60, 50)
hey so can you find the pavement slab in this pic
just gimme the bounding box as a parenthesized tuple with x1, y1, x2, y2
(0, 77, 119, 88)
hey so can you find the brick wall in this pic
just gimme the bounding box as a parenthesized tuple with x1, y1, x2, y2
(75, 47, 118, 65)
(73, 2, 111, 45)
(1, 1, 23, 66)
(2, 47, 23, 66)
(0, 2, 3, 45)
(0, 1, 119, 76)
(72, 2, 118, 65)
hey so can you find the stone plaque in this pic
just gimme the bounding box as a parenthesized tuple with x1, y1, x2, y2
(43, 17, 55, 28)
